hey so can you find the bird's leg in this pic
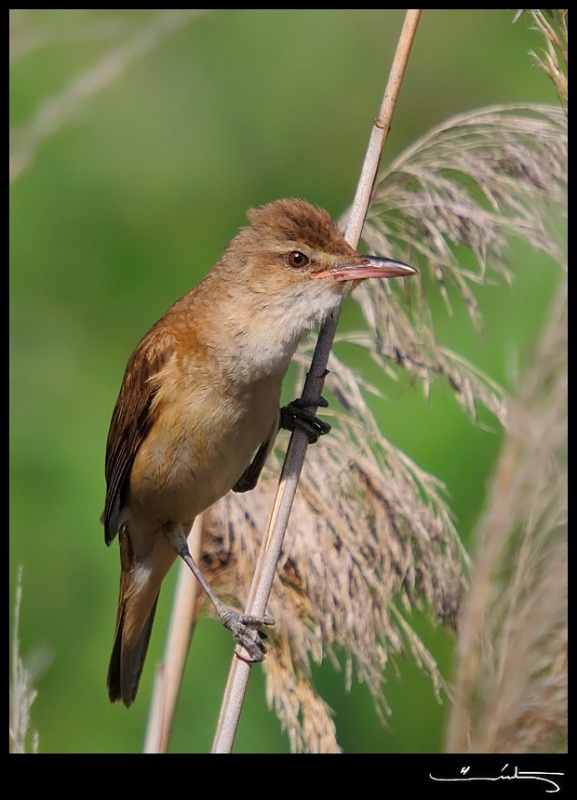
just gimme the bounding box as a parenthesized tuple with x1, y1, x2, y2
(163, 525, 274, 661)
(235, 397, 331, 495)
(280, 396, 331, 443)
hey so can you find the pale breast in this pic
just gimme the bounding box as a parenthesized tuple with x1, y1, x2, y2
(128, 369, 281, 527)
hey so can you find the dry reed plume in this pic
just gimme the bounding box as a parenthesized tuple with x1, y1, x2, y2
(447, 284, 567, 753)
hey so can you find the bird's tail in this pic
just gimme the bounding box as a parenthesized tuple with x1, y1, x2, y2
(107, 593, 160, 707)
(106, 524, 175, 707)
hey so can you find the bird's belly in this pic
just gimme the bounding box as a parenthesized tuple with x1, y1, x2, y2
(129, 377, 280, 526)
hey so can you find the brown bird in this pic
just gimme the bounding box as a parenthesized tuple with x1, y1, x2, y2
(103, 198, 416, 706)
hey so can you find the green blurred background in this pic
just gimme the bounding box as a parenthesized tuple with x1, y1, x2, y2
(9, 10, 563, 753)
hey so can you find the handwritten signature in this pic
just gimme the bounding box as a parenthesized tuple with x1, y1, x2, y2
(430, 763, 564, 794)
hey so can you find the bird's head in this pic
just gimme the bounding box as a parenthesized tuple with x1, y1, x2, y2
(225, 198, 416, 304)
(202, 199, 417, 375)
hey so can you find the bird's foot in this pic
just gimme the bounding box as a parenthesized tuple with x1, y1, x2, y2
(218, 608, 275, 662)
(280, 396, 331, 443)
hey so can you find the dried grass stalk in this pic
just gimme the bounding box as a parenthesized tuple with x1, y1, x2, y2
(201, 422, 466, 752)
(9, 568, 52, 754)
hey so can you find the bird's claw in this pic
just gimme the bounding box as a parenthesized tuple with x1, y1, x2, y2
(219, 608, 275, 662)
(280, 396, 331, 443)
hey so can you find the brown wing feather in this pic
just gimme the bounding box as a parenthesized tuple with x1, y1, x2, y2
(103, 324, 176, 545)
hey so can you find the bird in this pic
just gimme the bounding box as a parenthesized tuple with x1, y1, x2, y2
(102, 197, 417, 706)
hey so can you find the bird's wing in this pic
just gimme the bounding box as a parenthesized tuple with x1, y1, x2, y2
(103, 325, 176, 545)
(232, 436, 274, 493)
(232, 410, 280, 494)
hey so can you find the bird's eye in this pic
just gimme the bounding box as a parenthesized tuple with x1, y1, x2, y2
(287, 251, 309, 269)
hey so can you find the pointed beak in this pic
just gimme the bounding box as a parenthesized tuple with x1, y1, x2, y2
(313, 255, 417, 282)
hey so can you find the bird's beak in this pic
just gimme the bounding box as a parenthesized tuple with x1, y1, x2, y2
(313, 255, 417, 282)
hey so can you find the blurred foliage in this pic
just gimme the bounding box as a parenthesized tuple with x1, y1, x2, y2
(9, 9, 563, 753)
